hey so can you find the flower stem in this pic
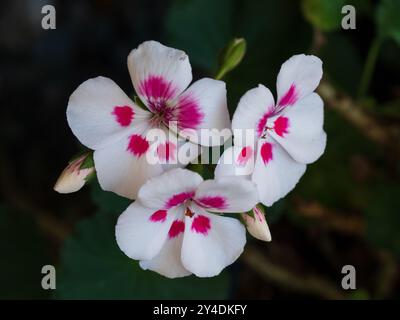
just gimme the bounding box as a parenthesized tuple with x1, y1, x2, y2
(357, 37, 382, 99)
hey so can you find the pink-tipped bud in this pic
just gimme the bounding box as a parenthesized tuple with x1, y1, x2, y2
(54, 153, 94, 194)
(241, 205, 271, 242)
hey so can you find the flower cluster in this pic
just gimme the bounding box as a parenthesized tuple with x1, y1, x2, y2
(59, 40, 326, 278)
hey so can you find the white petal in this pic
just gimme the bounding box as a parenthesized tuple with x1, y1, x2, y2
(181, 203, 246, 277)
(115, 201, 179, 261)
(94, 130, 164, 200)
(252, 137, 306, 206)
(269, 93, 327, 164)
(276, 54, 322, 108)
(172, 78, 231, 147)
(232, 84, 275, 145)
(139, 209, 191, 278)
(127, 41, 192, 111)
(194, 177, 258, 213)
(214, 146, 254, 179)
(138, 168, 203, 209)
(67, 76, 150, 150)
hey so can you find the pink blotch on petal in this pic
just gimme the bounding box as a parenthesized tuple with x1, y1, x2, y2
(112, 106, 134, 127)
(168, 219, 185, 238)
(127, 134, 149, 157)
(274, 116, 289, 137)
(260, 142, 273, 165)
(237, 146, 253, 166)
(196, 196, 227, 210)
(165, 191, 195, 209)
(256, 113, 269, 137)
(191, 215, 211, 235)
(149, 209, 167, 223)
(176, 94, 204, 129)
(138, 75, 176, 103)
(278, 84, 298, 107)
(157, 142, 177, 161)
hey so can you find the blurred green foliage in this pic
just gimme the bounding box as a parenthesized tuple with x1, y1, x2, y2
(0, 206, 49, 299)
(302, 0, 346, 31)
(376, 0, 400, 44)
(366, 184, 400, 256)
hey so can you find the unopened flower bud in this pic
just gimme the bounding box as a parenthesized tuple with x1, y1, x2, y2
(241, 205, 271, 242)
(54, 152, 95, 194)
(215, 38, 246, 80)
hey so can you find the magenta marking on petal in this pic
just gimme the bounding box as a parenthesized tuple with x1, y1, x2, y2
(260, 142, 273, 165)
(127, 134, 149, 157)
(157, 141, 177, 161)
(176, 94, 204, 129)
(278, 84, 298, 107)
(149, 209, 167, 223)
(138, 75, 177, 112)
(168, 219, 185, 238)
(191, 215, 211, 235)
(237, 146, 253, 166)
(165, 191, 195, 209)
(274, 116, 289, 137)
(256, 113, 269, 137)
(256, 107, 274, 137)
(196, 196, 227, 210)
(112, 105, 134, 127)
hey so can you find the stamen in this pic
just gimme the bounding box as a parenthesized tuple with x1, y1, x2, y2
(185, 207, 194, 217)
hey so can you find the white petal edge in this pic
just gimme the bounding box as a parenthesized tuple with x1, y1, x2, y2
(270, 93, 327, 164)
(252, 137, 306, 207)
(67, 76, 150, 150)
(138, 168, 203, 209)
(181, 204, 246, 277)
(194, 177, 258, 213)
(276, 54, 322, 106)
(115, 201, 179, 261)
(127, 40, 192, 108)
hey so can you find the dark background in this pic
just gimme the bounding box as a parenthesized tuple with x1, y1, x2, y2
(0, 0, 399, 299)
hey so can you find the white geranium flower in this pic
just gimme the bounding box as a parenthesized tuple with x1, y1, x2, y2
(67, 41, 230, 199)
(115, 168, 258, 278)
(216, 54, 326, 206)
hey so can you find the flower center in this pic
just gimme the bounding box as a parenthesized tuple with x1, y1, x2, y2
(185, 207, 194, 217)
(261, 116, 289, 139)
(149, 101, 175, 127)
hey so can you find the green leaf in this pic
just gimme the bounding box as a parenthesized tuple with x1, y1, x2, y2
(55, 211, 231, 299)
(90, 180, 131, 214)
(0, 205, 50, 299)
(376, 0, 400, 45)
(301, 0, 346, 32)
(366, 184, 400, 256)
(165, 0, 234, 71)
